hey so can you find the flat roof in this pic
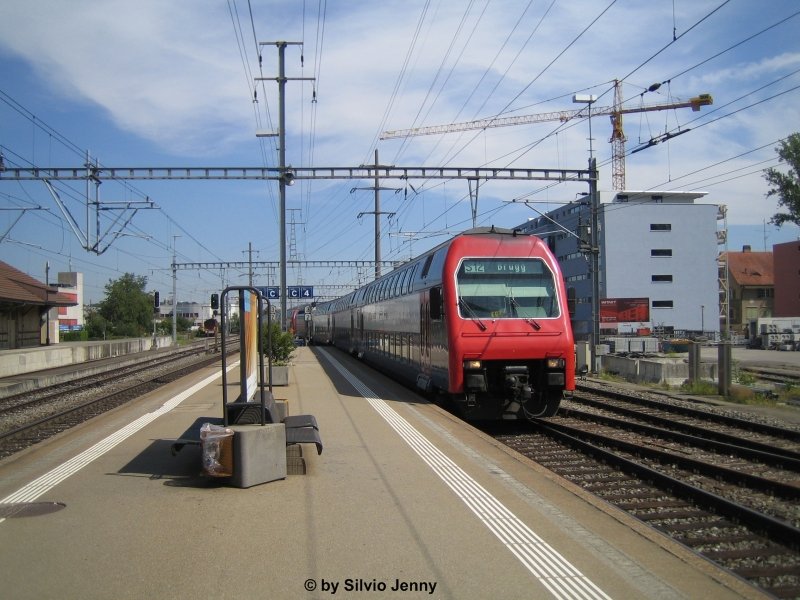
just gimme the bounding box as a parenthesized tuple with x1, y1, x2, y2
(611, 190, 708, 203)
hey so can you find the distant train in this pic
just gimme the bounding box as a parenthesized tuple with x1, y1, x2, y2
(202, 318, 218, 337)
(309, 227, 575, 419)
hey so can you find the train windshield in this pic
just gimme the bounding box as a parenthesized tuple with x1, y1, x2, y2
(456, 258, 558, 319)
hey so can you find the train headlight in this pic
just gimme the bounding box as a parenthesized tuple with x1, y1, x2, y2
(463, 360, 486, 391)
(546, 358, 565, 369)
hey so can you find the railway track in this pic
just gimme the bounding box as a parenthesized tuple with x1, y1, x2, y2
(746, 367, 800, 386)
(0, 340, 236, 460)
(490, 383, 800, 599)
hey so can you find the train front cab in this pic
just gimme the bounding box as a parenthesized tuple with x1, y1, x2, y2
(442, 243, 575, 420)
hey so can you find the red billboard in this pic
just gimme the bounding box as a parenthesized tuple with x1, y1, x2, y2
(600, 298, 650, 323)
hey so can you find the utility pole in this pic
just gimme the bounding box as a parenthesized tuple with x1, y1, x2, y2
(256, 41, 314, 329)
(287, 208, 303, 261)
(353, 149, 400, 279)
(172, 235, 180, 344)
(45, 261, 51, 345)
(588, 158, 601, 372)
(468, 178, 479, 228)
(243, 242, 256, 286)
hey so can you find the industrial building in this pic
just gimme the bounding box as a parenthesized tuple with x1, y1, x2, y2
(517, 190, 723, 344)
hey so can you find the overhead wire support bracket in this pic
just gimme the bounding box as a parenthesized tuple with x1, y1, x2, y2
(0, 206, 49, 243)
(42, 179, 88, 249)
(40, 175, 156, 255)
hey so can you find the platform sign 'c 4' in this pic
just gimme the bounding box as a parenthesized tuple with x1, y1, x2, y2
(287, 286, 314, 299)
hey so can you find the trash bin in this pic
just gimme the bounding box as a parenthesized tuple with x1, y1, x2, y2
(200, 423, 234, 477)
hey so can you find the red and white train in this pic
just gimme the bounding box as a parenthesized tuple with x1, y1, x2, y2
(310, 227, 575, 419)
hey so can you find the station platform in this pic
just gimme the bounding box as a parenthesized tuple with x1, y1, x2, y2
(0, 337, 179, 398)
(0, 346, 766, 599)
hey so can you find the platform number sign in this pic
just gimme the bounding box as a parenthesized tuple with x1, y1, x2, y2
(256, 286, 280, 299)
(287, 286, 314, 299)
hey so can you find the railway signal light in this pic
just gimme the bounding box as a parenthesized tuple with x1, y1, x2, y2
(153, 291, 160, 312)
(211, 293, 219, 310)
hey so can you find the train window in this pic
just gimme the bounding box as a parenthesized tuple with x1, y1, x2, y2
(420, 254, 434, 279)
(408, 263, 420, 293)
(456, 258, 559, 319)
(400, 268, 411, 295)
(395, 270, 405, 297)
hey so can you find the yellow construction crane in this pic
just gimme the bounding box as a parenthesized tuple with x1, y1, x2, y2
(381, 80, 713, 190)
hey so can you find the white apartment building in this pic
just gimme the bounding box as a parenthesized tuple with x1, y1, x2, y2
(517, 190, 723, 341)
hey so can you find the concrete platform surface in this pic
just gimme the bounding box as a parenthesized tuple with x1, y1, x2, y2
(0, 346, 766, 599)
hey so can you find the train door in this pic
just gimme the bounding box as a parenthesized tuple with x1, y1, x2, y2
(358, 310, 364, 356)
(429, 286, 447, 374)
(420, 294, 431, 375)
(349, 310, 355, 354)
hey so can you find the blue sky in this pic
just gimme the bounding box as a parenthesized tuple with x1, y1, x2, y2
(1, 0, 799, 306)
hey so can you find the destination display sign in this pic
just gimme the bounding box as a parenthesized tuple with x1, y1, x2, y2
(461, 258, 543, 275)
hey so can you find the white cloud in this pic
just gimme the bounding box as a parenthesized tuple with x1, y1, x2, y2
(1, 0, 250, 154)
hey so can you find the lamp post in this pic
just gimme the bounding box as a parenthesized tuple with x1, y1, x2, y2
(701, 305, 705, 335)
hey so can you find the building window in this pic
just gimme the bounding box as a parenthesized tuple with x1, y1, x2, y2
(652, 275, 673, 282)
(652, 300, 674, 308)
(756, 288, 774, 299)
(650, 223, 672, 231)
(651, 249, 673, 257)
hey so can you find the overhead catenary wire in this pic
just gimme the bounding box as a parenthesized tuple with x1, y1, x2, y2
(3, 3, 797, 299)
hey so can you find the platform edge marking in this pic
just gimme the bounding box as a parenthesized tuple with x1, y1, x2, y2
(319, 349, 612, 600)
(0, 363, 239, 522)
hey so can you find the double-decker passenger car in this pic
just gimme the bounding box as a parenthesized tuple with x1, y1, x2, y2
(310, 227, 575, 419)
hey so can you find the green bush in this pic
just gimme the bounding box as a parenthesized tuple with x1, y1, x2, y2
(679, 380, 718, 395)
(261, 322, 296, 364)
(61, 329, 89, 342)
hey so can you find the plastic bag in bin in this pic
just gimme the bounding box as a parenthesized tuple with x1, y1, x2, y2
(200, 423, 234, 477)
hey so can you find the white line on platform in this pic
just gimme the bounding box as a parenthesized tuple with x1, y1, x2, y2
(0, 362, 239, 523)
(319, 349, 612, 600)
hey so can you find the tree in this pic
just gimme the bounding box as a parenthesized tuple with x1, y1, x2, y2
(157, 315, 192, 335)
(84, 307, 109, 339)
(98, 273, 153, 337)
(763, 133, 800, 227)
